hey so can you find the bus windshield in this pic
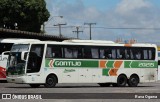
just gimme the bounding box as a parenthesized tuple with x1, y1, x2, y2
(7, 44, 29, 76)
(11, 44, 29, 52)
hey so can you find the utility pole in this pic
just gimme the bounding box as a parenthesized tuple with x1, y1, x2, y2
(84, 23, 96, 40)
(43, 16, 63, 34)
(54, 23, 67, 37)
(72, 26, 83, 39)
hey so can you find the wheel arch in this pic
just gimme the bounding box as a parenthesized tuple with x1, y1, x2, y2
(118, 73, 127, 79)
(130, 74, 140, 83)
(46, 73, 58, 83)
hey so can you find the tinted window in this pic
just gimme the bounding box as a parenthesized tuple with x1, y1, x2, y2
(46, 45, 62, 58)
(64, 47, 79, 58)
(27, 44, 44, 73)
(46, 45, 155, 60)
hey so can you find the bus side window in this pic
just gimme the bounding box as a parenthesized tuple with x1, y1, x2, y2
(64, 48, 72, 58)
(143, 50, 148, 60)
(72, 48, 78, 58)
(77, 48, 83, 58)
(111, 49, 116, 59)
(83, 47, 92, 58)
(130, 49, 134, 59)
(104, 49, 112, 59)
(120, 50, 125, 59)
(91, 48, 99, 58)
(152, 49, 155, 60)
(117, 49, 122, 59)
(64, 47, 78, 59)
(125, 49, 130, 59)
(46, 47, 52, 58)
(53, 48, 62, 58)
(100, 49, 105, 58)
(135, 50, 142, 60)
(149, 49, 155, 60)
(46, 45, 62, 58)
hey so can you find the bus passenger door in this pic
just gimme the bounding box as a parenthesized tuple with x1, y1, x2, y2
(26, 44, 44, 83)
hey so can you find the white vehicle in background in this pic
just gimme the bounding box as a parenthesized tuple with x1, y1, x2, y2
(0, 39, 39, 81)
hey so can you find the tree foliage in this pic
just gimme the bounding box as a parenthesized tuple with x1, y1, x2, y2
(0, 0, 50, 33)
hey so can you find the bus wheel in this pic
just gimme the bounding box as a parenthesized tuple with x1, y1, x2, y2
(44, 75, 57, 88)
(128, 75, 139, 87)
(117, 75, 127, 87)
(29, 84, 40, 88)
(98, 83, 111, 87)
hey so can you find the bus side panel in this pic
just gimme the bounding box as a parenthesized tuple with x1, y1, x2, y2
(117, 68, 140, 79)
(43, 68, 63, 83)
(78, 68, 92, 83)
(140, 68, 157, 82)
(62, 68, 79, 83)
(92, 69, 112, 83)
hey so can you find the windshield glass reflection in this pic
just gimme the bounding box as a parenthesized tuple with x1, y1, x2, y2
(7, 44, 29, 76)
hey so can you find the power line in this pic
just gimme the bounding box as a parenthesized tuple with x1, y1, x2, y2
(46, 26, 160, 30)
(72, 26, 83, 39)
(84, 23, 96, 40)
(43, 16, 63, 33)
(54, 23, 67, 37)
(90, 27, 160, 30)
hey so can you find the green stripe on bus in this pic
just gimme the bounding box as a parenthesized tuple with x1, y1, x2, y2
(45, 59, 157, 68)
(124, 61, 157, 68)
(80, 61, 98, 68)
(124, 61, 131, 68)
(106, 61, 114, 68)
(102, 68, 110, 76)
(45, 59, 99, 68)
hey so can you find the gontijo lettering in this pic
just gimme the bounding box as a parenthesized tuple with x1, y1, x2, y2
(54, 61, 81, 67)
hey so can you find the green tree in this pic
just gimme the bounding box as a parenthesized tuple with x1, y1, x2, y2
(0, 0, 50, 33)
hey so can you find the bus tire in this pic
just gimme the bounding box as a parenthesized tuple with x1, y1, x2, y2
(128, 75, 139, 87)
(44, 75, 57, 88)
(117, 74, 127, 87)
(29, 84, 40, 88)
(98, 83, 111, 87)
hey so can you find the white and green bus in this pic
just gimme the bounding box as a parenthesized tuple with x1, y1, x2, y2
(6, 40, 158, 88)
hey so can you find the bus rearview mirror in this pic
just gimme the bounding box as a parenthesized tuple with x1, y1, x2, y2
(1, 51, 10, 60)
(2, 51, 10, 55)
(21, 51, 28, 61)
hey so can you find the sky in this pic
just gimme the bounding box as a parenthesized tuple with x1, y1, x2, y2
(45, 0, 160, 44)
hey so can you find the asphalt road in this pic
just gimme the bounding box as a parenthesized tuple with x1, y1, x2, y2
(0, 81, 160, 102)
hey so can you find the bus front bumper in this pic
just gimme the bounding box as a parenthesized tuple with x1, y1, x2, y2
(7, 76, 26, 84)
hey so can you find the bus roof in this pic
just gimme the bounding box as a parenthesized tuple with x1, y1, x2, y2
(63, 40, 115, 44)
(0, 38, 40, 43)
(16, 40, 157, 48)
